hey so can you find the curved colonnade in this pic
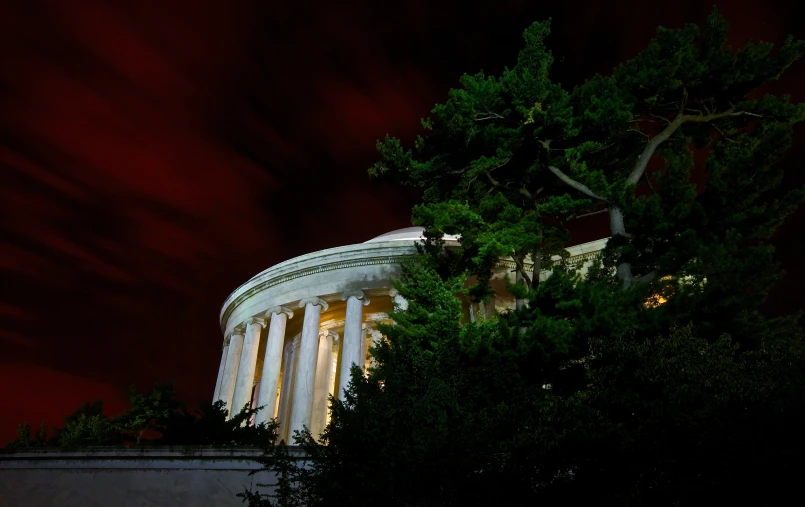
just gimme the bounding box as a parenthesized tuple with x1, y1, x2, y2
(215, 227, 607, 442)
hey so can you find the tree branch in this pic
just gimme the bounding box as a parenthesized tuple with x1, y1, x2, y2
(548, 165, 607, 201)
(712, 123, 737, 143)
(644, 171, 657, 195)
(484, 170, 503, 188)
(482, 157, 511, 189)
(648, 112, 672, 126)
(531, 246, 541, 289)
(474, 112, 505, 121)
(628, 128, 650, 140)
(625, 107, 755, 186)
(512, 254, 533, 292)
(574, 207, 609, 219)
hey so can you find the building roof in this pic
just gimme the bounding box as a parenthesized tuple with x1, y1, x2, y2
(363, 226, 459, 243)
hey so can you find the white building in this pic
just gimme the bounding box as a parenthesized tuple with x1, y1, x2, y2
(215, 227, 607, 442)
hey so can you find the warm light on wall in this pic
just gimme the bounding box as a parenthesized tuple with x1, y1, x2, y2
(645, 276, 673, 308)
(645, 294, 668, 308)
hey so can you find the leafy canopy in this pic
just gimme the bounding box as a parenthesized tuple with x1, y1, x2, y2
(246, 9, 805, 507)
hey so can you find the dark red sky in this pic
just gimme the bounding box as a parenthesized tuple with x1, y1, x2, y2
(1, 0, 803, 442)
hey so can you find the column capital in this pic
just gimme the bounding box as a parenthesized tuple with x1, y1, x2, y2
(243, 317, 267, 329)
(319, 329, 338, 341)
(265, 306, 294, 320)
(342, 290, 370, 306)
(223, 336, 231, 348)
(231, 326, 245, 337)
(299, 297, 329, 311)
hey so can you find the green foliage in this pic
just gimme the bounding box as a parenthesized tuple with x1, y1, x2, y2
(371, 7, 805, 290)
(114, 382, 181, 445)
(48, 399, 121, 447)
(4, 423, 37, 449)
(246, 8, 805, 507)
(159, 400, 278, 447)
(554, 323, 805, 505)
(3, 389, 278, 450)
(56, 413, 121, 447)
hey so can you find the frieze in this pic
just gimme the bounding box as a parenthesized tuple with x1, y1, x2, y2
(221, 248, 603, 333)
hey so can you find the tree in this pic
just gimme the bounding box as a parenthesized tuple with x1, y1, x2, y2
(56, 413, 121, 447)
(114, 382, 181, 445)
(45, 399, 118, 447)
(371, 8, 805, 293)
(53, 400, 122, 447)
(245, 10, 805, 507)
(159, 400, 278, 446)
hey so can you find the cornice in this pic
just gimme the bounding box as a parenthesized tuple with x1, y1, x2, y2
(219, 238, 609, 334)
(220, 249, 417, 332)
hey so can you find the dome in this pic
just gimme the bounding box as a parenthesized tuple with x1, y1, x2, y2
(364, 226, 459, 243)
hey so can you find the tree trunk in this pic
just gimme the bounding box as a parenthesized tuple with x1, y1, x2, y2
(531, 247, 541, 289)
(609, 206, 637, 288)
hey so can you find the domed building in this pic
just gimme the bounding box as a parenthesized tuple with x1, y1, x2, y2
(215, 227, 607, 442)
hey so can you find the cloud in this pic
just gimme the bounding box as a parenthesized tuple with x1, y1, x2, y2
(0, 0, 801, 444)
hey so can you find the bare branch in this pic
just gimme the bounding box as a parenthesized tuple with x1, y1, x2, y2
(511, 254, 533, 291)
(644, 171, 657, 195)
(538, 139, 553, 152)
(591, 142, 616, 153)
(627, 128, 650, 139)
(481, 157, 512, 189)
(648, 112, 672, 125)
(548, 165, 607, 201)
(474, 112, 505, 121)
(712, 123, 736, 143)
(626, 107, 754, 186)
(484, 170, 502, 188)
(574, 208, 609, 219)
(448, 166, 469, 175)
(466, 174, 479, 191)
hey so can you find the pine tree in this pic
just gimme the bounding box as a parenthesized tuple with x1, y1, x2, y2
(246, 10, 805, 506)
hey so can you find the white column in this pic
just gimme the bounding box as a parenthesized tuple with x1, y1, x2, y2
(328, 335, 339, 402)
(219, 327, 245, 414)
(289, 297, 328, 437)
(277, 335, 300, 442)
(310, 330, 337, 437)
(232, 317, 266, 418)
(213, 337, 229, 402)
(338, 290, 369, 399)
(254, 306, 294, 426)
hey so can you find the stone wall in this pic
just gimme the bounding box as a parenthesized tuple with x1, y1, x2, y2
(0, 446, 290, 507)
